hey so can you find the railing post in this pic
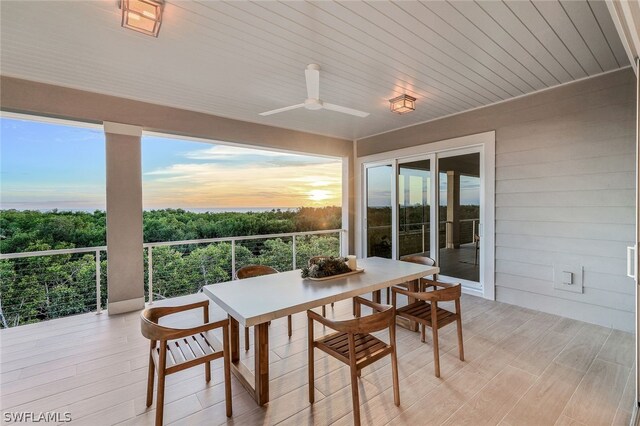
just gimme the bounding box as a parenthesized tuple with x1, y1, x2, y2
(292, 235, 297, 270)
(148, 246, 153, 305)
(95, 249, 102, 315)
(231, 240, 236, 280)
(421, 224, 425, 254)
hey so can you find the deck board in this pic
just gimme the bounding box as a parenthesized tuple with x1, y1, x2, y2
(0, 293, 633, 425)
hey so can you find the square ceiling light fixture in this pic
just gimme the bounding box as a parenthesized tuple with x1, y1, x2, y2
(121, 0, 164, 37)
(389, 94, 416, 114)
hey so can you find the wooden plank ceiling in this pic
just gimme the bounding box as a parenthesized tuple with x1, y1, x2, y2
(0, 0, 629, 140)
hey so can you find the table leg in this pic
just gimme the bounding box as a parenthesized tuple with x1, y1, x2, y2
(372, 289, 382, 303)
(254, 322, 269, 406)
(407, 279, 419, 332)
(228, 315, 240, 363)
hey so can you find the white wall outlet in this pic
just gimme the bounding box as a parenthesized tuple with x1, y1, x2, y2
(554, 264, 583, 294)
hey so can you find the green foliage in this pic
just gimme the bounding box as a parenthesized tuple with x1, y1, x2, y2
(296, 236, 341, 267)
(0, 207, 342, 328)
(0, 210, 106, 253)
(248, 239, 293, 272)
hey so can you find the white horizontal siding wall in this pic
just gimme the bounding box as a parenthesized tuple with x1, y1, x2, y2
(358, 69, 636, 332)
(494, 83, 635, 332)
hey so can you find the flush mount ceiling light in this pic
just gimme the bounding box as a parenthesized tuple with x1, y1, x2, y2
(389, 94, 416, 114)
(121, 0, 164, 37)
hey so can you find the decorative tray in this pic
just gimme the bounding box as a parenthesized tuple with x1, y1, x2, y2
(308, 268, 364, 281)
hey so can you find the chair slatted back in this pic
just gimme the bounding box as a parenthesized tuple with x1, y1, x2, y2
(400, 255, 435, 267)
(431, 284, 461, 302)
(332, 304, 395, 335)
(236, 264, 278, 279)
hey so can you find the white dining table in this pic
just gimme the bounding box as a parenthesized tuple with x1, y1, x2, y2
(202, 256, 439, 406)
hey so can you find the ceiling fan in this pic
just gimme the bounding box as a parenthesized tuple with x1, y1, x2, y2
(259, 64, 370, 118)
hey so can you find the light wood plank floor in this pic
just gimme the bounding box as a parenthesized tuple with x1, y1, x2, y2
(0, 293, 634, 426)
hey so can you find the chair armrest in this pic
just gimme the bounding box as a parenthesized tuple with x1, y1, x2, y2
(308, 306, 392, 334)
(143, 316, 229, 341)
(307, 308, 343, 331)
(164, 317, 229, 340)
(421, 278, 459, 289)
(391, 286, 437, 302)
(353, 296, 391, 313)
(146, 299, 209, 321)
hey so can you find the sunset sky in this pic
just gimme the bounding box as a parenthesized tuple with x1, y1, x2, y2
(142, 135, 342, 209)
(0, 117, 342, 211)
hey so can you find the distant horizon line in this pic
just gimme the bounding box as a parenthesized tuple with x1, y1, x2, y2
(0, 206, 341, 213)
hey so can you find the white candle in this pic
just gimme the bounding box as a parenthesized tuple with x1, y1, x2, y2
(346, 255, 357, 270)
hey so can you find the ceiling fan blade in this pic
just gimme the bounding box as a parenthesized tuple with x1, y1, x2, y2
(305, 64, 320, 100)
(323, 102, 370, 118)
(259, 103, 305, 116)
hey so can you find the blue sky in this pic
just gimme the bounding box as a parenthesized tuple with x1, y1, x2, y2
(1, 117, 107, 210)
(0, 117, 342, 211)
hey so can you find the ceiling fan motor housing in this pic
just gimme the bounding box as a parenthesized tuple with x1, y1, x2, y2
(259, 63, 368, 117)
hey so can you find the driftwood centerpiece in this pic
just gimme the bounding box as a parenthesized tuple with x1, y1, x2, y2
(301, 256, 351, 279)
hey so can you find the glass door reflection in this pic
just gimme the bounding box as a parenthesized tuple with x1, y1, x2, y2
(366, 164, 393, 258)
(398, 160, 431, 259)
(438, 153, 480, 283)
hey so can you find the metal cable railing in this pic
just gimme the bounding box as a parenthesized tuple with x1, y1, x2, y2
(0, 229, 345, 328)
(143, 229, 344, 303)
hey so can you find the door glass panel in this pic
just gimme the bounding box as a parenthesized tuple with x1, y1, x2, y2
(366, 165, 393, 258)
(438, 153, 480, 282)
(398, 160, 431, 258)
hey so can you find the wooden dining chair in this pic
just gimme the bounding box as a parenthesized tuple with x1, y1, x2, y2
(308, 256, 335, 317)
(385, 255, 437, 303)
(140, 299, 232, 425)
(391, 280, 464, 377)
(307, 297, 399, 426)
(236, 265, 291, 350)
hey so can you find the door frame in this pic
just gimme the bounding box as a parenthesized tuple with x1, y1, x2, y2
(634, 56, 640, 422)
(356, 131, 496, 300)
(436, 145, 485, 292)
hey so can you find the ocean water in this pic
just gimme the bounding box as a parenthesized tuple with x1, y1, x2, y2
(0, 206, 299, 213)
(178, 207, 297, 213)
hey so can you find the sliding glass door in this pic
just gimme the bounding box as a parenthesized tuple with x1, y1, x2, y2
(437, 152, 481, 286)
(363, 146, 486, 292)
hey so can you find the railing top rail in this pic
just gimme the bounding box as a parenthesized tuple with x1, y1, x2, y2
(143, 229, 344, 248)
(0, 246, 107, 259)
(0, 229, 346, 259)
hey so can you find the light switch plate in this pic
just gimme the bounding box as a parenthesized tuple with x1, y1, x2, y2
(554, 264, 583, 294)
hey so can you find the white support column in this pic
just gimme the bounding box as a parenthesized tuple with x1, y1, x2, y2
(104, 122, 145, 315)
(342, 155, 352, 256)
